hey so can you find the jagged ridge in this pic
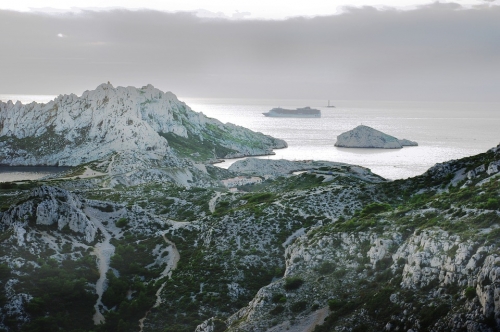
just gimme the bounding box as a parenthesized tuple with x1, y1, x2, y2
(0, 83, 286, 166)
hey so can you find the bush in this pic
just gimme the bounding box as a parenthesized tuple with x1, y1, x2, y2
(328, 299, 343, 311)
(272, 293, 286, 303)
(0, 264, 11, 280)
(359, 202, 391, 218)
(242, 193, 274, 204)
(419, 303, 449, 329)
(0, 182, 16, 190)
(291, 300, 308, 313)
(96, 204, 114, 212)
(315, 261, 335, 275)
(269, 305, 285, 315)
(284, 277, 304, 291)
(116, 218, 128, 228)
(464, 286, 476, 300)
(484, 198, 500, 210)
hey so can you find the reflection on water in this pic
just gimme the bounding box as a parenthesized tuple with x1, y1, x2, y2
(182, 98, 500, 180)
(1, 95, 499, 181)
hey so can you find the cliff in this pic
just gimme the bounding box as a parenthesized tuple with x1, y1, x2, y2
(0, 83, 286, 166)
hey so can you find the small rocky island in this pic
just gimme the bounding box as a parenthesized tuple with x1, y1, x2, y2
(335, 124, 418, 149)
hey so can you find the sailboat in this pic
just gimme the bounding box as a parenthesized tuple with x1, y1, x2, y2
(326, 100, 335, 108)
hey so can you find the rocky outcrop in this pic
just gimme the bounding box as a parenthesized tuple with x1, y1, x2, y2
(0, 185, 97, 243)
(334, 125, 418, 148)
(0, 83, 286, 166)
(228, 158, 386, 182)
(225, 225, 500, 332)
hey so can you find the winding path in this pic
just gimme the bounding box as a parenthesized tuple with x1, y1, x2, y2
(208, 192, 222, 213)
(85, 207, 115, 325)
(138, 231, 180, 331)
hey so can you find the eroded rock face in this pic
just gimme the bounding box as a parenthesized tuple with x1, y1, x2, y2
(1, 185, 96, 243)
(334, 125, 418, 149)
(0, 83, 286, 166)
(224, 226, 500, 332)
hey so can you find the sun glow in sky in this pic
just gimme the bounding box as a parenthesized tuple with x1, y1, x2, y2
(1, 0, 496, 19)
(1, 0, 499, 100)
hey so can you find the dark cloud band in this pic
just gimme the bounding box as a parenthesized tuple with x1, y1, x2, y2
(1, 3, 499, 101)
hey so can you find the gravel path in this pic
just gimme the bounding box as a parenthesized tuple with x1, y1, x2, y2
(85, 207, 115, 325)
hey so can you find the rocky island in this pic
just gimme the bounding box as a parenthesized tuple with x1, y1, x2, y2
(335, 125, 418, 148)
(0, 85, 499, 332)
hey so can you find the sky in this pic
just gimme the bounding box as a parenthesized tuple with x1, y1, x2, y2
(1, 1, 499, 101)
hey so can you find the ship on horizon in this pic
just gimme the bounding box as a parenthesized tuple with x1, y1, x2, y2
(262, 106, 321, 118)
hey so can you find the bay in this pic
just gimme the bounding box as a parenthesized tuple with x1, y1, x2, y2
(1, 94, 499, 181)
(182, 98, 500, 179)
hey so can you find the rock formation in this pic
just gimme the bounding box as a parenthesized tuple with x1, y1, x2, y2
(335, 125, 418, 148)
(0, 83, 286, 166)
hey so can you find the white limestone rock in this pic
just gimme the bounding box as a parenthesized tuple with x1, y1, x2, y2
(334, 125, 418, 149)
(228, 158, 386, 182)
(0, 185, 97, 243)
(0, 83, 286, 166)
(487, 161, 500, 175)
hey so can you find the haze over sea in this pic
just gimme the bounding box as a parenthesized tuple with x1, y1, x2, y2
(1, 94, 499, 181)
(184, 98, 500, 180)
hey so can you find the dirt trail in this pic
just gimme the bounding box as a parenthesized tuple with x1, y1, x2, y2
(267, 307, 329, 332)
(85, 207, 115, 325)
(106, 154, 116, 174)
(138, 232, 180, 331)
(208, 192, 222, 213)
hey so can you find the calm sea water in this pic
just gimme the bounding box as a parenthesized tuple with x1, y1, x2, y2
(1, 94, 499, 181)
(182, 98, 500, 180)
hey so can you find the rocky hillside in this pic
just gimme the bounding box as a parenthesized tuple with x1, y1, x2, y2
(218, 144, 500, 332)
(0, 137, 499, 331)
(0, 83, 286, 166)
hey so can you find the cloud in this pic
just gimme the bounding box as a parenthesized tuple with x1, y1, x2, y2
(0, 4, 499, 101)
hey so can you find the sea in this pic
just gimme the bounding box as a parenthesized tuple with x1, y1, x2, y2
(1, 94, 499, 182)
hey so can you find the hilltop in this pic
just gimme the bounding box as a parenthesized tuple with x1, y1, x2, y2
(0, 83, 286, 166)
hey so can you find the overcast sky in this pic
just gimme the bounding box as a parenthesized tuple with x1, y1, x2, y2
(1, 1, 499, 101)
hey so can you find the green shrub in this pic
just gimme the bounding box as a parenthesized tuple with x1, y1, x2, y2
(0, 264, 11, 280)
(359, 202, 391, 218)
(269, 305, 285, 315)
(96, 204, 114, 212)
(328, 299, 343, 311)
(464, 286, 476, 300)
(284, 277, 304, 291)
(419, 303, 449, 329)
(484, 198, 500, 210)
(116, 218, 128, 228)
(272, 293, 286, 303)
(0, 182, 16, 190)
(291, 300, 308, 313)
(315, 261, 335, 275)
(242, 193, 274, 204)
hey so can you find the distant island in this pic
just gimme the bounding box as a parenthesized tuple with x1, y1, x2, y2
(335, 125, 418, 148)
(262, 106, 321, 118)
